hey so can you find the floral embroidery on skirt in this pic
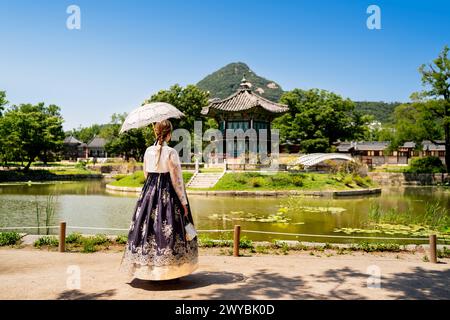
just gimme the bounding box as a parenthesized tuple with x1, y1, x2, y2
(120, 172, 198, 280)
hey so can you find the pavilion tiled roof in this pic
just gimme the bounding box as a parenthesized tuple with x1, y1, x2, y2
(64, 135, 84, 145)
(87, 136, 107, 148)
(201, 88, 288, 116)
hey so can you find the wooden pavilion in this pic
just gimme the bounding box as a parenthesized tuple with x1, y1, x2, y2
(201, 77, 288, 161)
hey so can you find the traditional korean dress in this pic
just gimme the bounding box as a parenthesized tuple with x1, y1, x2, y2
(120, 142, 198, 280)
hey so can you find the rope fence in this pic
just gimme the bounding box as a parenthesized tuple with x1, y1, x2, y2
(0, 223, 443, 263)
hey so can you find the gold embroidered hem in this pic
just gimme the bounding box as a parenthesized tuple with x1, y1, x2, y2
(131, 261, 198, 280)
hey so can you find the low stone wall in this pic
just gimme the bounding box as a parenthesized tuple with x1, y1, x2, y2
(105, 183, 382, 198)
(0, 170, 102, 182)
(87, 164, 143, 174)
(368, 172, 448, 186)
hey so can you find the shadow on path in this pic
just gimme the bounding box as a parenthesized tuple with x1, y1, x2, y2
(382, 267, 450, 299)
(128, 271, 246, 291)
(57, 289, 117, 300)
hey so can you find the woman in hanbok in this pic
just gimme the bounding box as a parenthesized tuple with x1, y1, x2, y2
(120, 120, 198, 280)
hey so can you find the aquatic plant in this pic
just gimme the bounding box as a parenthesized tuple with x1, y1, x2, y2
(34, 194, 57, 235)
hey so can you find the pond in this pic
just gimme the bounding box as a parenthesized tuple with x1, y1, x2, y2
(1, 180, 449, 244)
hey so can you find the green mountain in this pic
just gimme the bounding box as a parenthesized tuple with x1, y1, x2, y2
(354, 101, 402, 123)
(197, 62, 401, 123)
(197, 62, 284, 102)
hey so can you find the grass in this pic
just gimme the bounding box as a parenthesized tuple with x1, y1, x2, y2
(0, 232, 21, 246)
(109, 171, 194, 188)
(209, 172, 375, 191)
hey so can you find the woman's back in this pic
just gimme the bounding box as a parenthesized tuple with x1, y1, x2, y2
(144, 144, 175, 173)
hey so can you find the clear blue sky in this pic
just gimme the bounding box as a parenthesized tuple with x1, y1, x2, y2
(1, 0, 449, 130)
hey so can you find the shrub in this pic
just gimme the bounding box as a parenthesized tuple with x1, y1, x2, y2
(352, 242, 401, 252)
(91, 234, 110, 245)
(291, 176, 304, 187)
(239, 236, 253, 249)
(66, 232, 83, 244)
(34, 236, 59, 247)
(115, 234, 128, 245)
(407, 156, 446, 174)
(248, 177, 265, 188)
(353, 175, 367, 187)
(75, 161, 87, 170)
(234, 173, 248, 184)
(342, 175, 354, 186)
(0, 232, 21, 246)
(82, 238, 98, 253)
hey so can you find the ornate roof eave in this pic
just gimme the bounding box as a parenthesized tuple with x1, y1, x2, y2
(201, 89, 288, 116)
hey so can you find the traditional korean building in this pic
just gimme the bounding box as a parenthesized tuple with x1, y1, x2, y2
(87, 136, 107, 158)
(201, 77, 288, 161)
(63, 135, 87, 160)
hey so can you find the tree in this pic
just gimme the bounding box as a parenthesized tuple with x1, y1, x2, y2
(144, 84, 211, 132)
(1, 103, 65, 170)
(273, 88, 370, 153)
(67, 124, 104, 143)
(103, 113, 153, 161)
(386, 101, 443, 150)
(0, 91, 7, 117)
(418, 45, 450, 170)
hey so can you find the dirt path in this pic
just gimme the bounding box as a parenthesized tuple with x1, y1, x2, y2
(1, 248, 449, 300)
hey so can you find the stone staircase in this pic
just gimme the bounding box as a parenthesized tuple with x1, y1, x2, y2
(186, 171, 224, 189)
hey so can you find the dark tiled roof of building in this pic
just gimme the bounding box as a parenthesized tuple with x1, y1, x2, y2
(336, 141, 389, 151)
(422, 140, 445, 151)
(201, 88, 288, 116)
(64, 135, 83, 145)
(401, 141, 416, 148)
(355, 141, 389, 151)
(87, 136, 107, 148)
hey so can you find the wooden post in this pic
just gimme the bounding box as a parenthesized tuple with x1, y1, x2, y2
(59, 221, 66, 253)
(233, 225, 241, 257)
(429, 234, 437, 263)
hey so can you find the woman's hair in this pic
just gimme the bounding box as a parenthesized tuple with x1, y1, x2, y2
(153, 120, 173, 167)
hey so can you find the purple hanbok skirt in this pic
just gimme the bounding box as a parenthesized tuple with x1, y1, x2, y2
(120, 172, 198, 280)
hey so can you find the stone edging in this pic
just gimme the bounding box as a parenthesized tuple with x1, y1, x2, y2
(106, 184, 381, 197)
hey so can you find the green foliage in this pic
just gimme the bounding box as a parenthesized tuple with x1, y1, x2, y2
(81, 238, 98, 253)
(407, 156, 446, 174)
(248, 177, 265, 187)
(197, 62, 283, 102)
(353, 101, 401, 124)
(0, 102, 65, 168)
(110, 171, 193, 188)
(273, 88, 369, 153)
(103, 113, 151, 161)
(212, 172, 371, 191)
(386, 101, 444, 151)
(144, 84, 211, 133)
(352, 242, 401, 252)
(34, 236, 59, 247)
(239, 236, 253, 249)
(416, 45, 450, 171)
(0, 91, 7, 117)
(66, 232, 83, 244)
(437, 247, 450, 259)
(115, 234, 128, 245)
(0, 232, 21, 246)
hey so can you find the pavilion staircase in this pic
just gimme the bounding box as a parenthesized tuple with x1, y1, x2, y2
(186, 171, 225, 189)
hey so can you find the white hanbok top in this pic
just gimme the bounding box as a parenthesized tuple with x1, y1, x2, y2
(143, 142, 188, 205)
